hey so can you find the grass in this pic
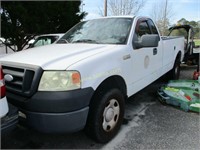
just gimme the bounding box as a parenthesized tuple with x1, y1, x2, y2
(194, 39, 200, 47)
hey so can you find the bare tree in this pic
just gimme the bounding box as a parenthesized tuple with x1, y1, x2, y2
(100, 0, 146, 16)
(151, 0, 174, 35)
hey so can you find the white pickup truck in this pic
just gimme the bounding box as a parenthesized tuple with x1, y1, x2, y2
(0, 16, 184, 143)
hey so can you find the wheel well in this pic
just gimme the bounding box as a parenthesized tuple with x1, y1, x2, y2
(93, 75, 127, 98)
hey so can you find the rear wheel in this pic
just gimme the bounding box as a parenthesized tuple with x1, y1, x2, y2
(85, 88, 125, 143)
(167, 59, 180, 80)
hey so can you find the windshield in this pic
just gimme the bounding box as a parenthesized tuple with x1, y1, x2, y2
(58, 18, 133, 44)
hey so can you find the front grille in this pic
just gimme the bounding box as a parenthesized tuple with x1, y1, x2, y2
(2, 64, 43, 97)
(3, 66, 34, 92)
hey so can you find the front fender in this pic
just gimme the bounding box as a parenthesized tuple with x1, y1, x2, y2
(67, 46, 132, 91)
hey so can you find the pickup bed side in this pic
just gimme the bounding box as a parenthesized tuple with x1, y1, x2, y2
(162, 36, 184, 75)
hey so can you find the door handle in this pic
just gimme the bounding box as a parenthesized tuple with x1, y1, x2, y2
(153, 48, 157, 55)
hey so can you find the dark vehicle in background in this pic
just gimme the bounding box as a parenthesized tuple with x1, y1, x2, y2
(169, 25, 199, 65)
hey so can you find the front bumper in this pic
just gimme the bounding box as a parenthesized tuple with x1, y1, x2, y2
(7, 87, 94, 133)
(21, 107, 89, 133)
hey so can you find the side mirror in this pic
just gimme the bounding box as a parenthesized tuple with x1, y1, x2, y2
(134, 34, 160, 49)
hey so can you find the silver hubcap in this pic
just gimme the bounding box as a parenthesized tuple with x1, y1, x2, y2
(103, 99, 120, 132)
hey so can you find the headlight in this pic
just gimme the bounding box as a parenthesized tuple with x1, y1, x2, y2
(38, 71, 81, 91)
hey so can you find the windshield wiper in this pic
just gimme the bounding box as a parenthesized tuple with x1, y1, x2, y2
(72, 39, 99, 44)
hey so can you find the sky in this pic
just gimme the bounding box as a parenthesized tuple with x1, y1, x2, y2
(82, 0, 200, 25)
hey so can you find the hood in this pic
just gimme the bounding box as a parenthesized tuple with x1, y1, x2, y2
(0, 43, 116, 70)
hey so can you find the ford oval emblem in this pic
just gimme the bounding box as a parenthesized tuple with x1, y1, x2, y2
(4, 74, 14, 82)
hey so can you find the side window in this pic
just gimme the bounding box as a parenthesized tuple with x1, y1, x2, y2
(33, 38, 52, 47)
(134, 21, 151, 41)
(148, 20, 159, 35)
(32, 36, 59, 48)
(132, 19, 159, 49)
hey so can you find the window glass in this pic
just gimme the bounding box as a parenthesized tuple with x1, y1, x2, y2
(134, 21, 151, 41)
(60, 18, 133, 44)
(34, 39, 51, 47)
(32, 36, 58, 47)
(148, 20, 158, 34)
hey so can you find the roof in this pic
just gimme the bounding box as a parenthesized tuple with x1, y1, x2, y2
(84, 15, 135, 21)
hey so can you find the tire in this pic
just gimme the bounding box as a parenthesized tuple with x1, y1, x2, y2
(167, 59, 180, 80)
(85, 88, 125, 143)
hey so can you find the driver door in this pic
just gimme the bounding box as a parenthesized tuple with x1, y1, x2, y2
(130, 18, 162, 92)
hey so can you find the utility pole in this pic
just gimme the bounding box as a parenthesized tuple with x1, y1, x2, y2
(163, 0, 168, 35)
(104, 0, 107, 16)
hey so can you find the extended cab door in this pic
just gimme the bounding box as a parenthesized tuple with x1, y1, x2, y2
(129, 18, 162, 92)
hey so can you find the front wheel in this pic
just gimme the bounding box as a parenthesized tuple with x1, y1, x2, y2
(85, 88, 125, 143)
